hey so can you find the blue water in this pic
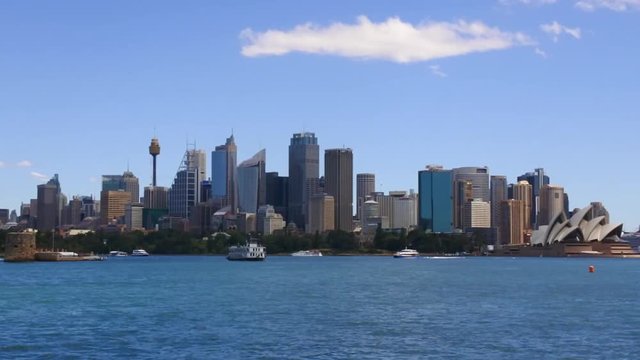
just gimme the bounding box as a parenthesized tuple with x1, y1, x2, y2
(1, 256, 639, 359)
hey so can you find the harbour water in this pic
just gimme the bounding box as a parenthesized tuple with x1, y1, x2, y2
(1, 256, 639, 359)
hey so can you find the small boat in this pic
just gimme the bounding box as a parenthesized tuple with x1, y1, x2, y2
(393, 248, 419, 258)
(108, 251, 128, 257)
(227, 239, 266, 261)
(291, 250, 323, 257)
(131, 249, 150, 256)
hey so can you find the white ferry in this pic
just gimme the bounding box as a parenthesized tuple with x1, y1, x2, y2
(291, 250, 323, 257)
(131, 249, 150, 256)
(393, 248, 419, 258)
(108, 251, 128, 257)
(227, 239, 266, 261)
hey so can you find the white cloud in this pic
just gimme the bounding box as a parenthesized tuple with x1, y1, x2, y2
(575, 0, 640, 11)
(540, 21, 581, 42)
(535, 47, 549, 58)
(17, 160, 32, 168)
(30, 171, 48, 181)
(429, 65, 448, 77)
(241, 16, 533, 63)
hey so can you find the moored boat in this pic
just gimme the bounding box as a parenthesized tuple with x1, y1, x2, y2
(291, 250, 323, 257)
(227, 239, 266, 261)
(108, 251, 128, 257)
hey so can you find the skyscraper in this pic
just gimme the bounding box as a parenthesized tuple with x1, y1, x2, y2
(463, 199, 491, 230)
(539, 185, 565, 226)
(237, 149, 266, 214)
(453, 180, 472, 230)
(168, 149, 206, 219)
(324, 148, 353, 232)
(100, 190, 131, 225)
(418, 166, 453, 233)
(122, 171, 140, 204)
(499, 200, 524, 245)
(513, 180, 533, 231)
(453, 167, 490, 202)
(490, 175, 508, 243)
(307, 194, 335, 234)
(517, 168, 550, 229)
(288, 132, 319, 230)
(356, 173, 375, 220)
(266, 172, 288, 221)
(211, 134, 237, 212)
(36, 174, 61, 232)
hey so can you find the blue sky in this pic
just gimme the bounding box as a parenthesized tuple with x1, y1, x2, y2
(1, 0, 638, 229)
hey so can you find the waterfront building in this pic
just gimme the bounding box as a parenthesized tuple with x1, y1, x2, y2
(517, 168, 549, 229)
(266, 172, 288, 222)
(288, 132, 319, 230)
(36, 174, 61, 232)
(513, 181, 533, 231)
(307, 194, 335, 234)
(453, 167, 490, 202)
(125, 203, 144, 231)
(463, 199, 491, 230)
(539, 185, 565, 226)
(237, 149, 266, 214)
(257, 205, 284, 235)
(453, 180, 472, 230)
(356, 173, 375, 221)
(211, 134, 238, 212)
(418, 166, 453, 233)
(499, 200, 524, 245)
(168, 149, 206, 219)
(324, 148, 353, 232)
(393, 194, 417, 230)
(100, 190, 131, 225)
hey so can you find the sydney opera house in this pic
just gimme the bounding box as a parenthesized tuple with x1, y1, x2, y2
(499, 204, 640, 257)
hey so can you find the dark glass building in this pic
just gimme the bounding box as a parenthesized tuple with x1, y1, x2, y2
(288, 132, 319, 230)
(418, 167, 453, 233)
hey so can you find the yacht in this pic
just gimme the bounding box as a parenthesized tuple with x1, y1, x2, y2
(227, 239, 266, 261)
(291, 250, 323, 257)
(108, 251, 128, 257)
(131, 249, 150, 256)
(393, 248, 419, 258)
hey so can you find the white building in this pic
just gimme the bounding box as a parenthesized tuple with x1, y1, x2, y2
(463, 199, 491, 229)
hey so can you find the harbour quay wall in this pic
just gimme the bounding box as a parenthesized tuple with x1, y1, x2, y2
(4, 232, 37, 262)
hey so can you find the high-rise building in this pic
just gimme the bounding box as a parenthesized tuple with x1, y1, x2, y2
(517, 168, 550, 229)
(393, 195, 417, 230)
(168, 149, 206, 219)
(288, 132, 319, 230)
(211, 135, 238, 212)
(513, 180, 533, 231)
(418, 166, 453, 233)
(100, 190, 131, 225)
(266, 172, 288, 222)
(36, 174, 61, 232)
(499, 200, 524, 245)
(102, 175, 123, 192)
(453, 180, 472, 230)
(490, 176, 507, 228)
(63, 197, 83, 226)
(356, 173, 375, 220)
(453, 167, 490, 202)
(144, 186, 168, 209)
(307, 194, 335, 234)
(125, 203, 144, 231)
(0, 209, 9, 225)
(324, 148, 353, 232)
(237, 149, 266, 214)
(463, 199, 491, 230)
(539, 185, 565, 226)
(122, 171, 140, 204)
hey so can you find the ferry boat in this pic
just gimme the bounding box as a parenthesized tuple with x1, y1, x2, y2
(393, 248, 419, 258)
(131, 249, 150, 256)
(227, 239, 266, 261)
(108, 251, 128, 257)
(291, 250, 323, 257)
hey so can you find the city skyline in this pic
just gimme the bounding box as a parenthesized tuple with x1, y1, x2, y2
(0, 1, 638, 229)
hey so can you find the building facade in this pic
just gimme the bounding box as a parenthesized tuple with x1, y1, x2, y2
(324, 148, 353, 232)
(499, 200, 524, 245)
(211, 135, 237, 212)
(100, 190, 131, 225)
(539, 185, 565, 227)
(288, 132, 319, 230)
(356, 173, 375, 221)
(237, 149, 266, 214)
(418, 166, 453, 233)
(168, 149, 206, 219)
(307, 194, 335, 234)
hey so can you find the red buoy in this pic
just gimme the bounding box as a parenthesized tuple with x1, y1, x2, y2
(588, 265, 595, 273)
